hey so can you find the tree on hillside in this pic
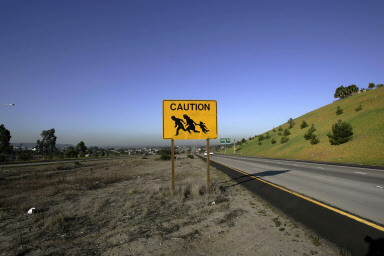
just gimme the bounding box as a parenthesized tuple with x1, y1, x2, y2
(283, 128, 290, 136)
(334, 86, 347, 99)
(36, 128, 57, 159)
(241, 138, 246, 144)
(300, 120, 308, 129)
(310, 135, 320, 145)
(368, 83, 375, 89)
(271, 138, 276, 144)
(327, 120, 353, 145)
(0, 124, 12, 162)
(288, 118, 295, 129)
(280, 136, 289, 144)
(76, 141, 87, 157)
(336, 106, 343, 115)
(347, 84, 359, 95)
(334, 85, 360, 99)
(258, 135, 265, 141)
(304, 124, 316, 140)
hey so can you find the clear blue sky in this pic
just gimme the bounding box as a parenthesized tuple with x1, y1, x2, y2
(1, 0, 383, 147)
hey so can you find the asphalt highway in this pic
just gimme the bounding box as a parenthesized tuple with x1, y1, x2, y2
(210, 154, 384, 226)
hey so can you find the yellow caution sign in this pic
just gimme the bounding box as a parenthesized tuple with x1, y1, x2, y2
(163, 100, 218, 140)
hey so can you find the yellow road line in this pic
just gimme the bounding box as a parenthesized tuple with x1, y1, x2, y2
(214, 160, 384, 232)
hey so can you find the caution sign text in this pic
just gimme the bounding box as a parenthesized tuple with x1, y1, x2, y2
(163, 100, 218, 140)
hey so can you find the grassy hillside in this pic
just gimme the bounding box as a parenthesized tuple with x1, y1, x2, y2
(227, 88, 384, 166)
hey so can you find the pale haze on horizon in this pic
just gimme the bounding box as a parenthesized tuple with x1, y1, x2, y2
(1, 0, 383, 147)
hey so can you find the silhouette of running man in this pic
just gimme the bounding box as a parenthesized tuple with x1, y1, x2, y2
(198, 121, 210, 134)
(183, 114, 200, 133)
(171, 116, 186, 135)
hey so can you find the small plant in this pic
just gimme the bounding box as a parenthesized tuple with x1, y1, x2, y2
(310, 135, 320, 145)
(280, 136, 289, 144)
(355, 104, 362, 112)
(327, 120, 353, 145)
(157, 149, 172, 160)
(310, 234, 321, 247)
(304, 124, 316, 140)
(278, 132, 282, 136)
(272, 217, 281, 227)
(339, 248, 352, 256)
(287, 118, 295, 129)
(278, 126, 283, 131)
(336, 106, 343, 115)
(300, 120, 308, 129)
(271, 138, 276, 144)
(283, 128, 290, 136)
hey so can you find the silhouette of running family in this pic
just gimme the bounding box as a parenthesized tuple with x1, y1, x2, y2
(171, 114, 210, 136)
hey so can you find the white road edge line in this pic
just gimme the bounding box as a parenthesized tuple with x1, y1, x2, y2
(355, 172, 367, 175)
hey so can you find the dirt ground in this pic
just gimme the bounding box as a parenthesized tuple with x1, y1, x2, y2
(0, 155, 340, 256)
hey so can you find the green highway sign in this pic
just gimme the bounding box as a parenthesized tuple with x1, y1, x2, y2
(220, 138, 231, 144)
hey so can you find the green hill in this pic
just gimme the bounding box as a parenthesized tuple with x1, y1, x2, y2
(227, 88, 384, 166)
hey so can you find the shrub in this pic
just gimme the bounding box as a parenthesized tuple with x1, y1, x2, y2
(336, 106, 343, 115)
(310, 135, 320, 145)
(355, 104, 362, 112)
(283, 128, 290, 136)
(157, 149, 172, 160)
(187, 154, 194, 159)
(258, 142, 262, 145)
(300, 120, 308, 129)
(19, 151, 33, 161)
(273, 128, 276, 132)
(265, 132, 271, 139)
(304, 124, 316, 140)
(278, 126, 283, 131)
(288, 118, 295, 129)
(271, 138, 276, 144)
(376, 84, 384, 88)
(280, 136, 289, 144)
(278, 132, 282, 136)
(258, 135, 265, 141)
(327, 120, 353, 145)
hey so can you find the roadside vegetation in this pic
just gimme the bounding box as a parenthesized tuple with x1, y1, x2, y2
(225, 86, 384, 166)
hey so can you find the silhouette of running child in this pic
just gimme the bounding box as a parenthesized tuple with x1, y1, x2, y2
(198, 121, 210, 134)
(171, 116, 186, 135)
(183, 114, 200, 133)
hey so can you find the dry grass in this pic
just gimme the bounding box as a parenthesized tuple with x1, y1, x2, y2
(0, 156, 339, 256)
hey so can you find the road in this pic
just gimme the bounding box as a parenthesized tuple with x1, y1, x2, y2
(210, 154, 384, 226)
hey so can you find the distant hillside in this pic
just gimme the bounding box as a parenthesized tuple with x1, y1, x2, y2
(11, 143, 73, 149)
(229, 88, 384, 166)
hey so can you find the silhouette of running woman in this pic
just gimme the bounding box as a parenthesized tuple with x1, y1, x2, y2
(183, 114, 200, 133)
(171, 116, 186, 135)
(198, 121, 210, 134)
